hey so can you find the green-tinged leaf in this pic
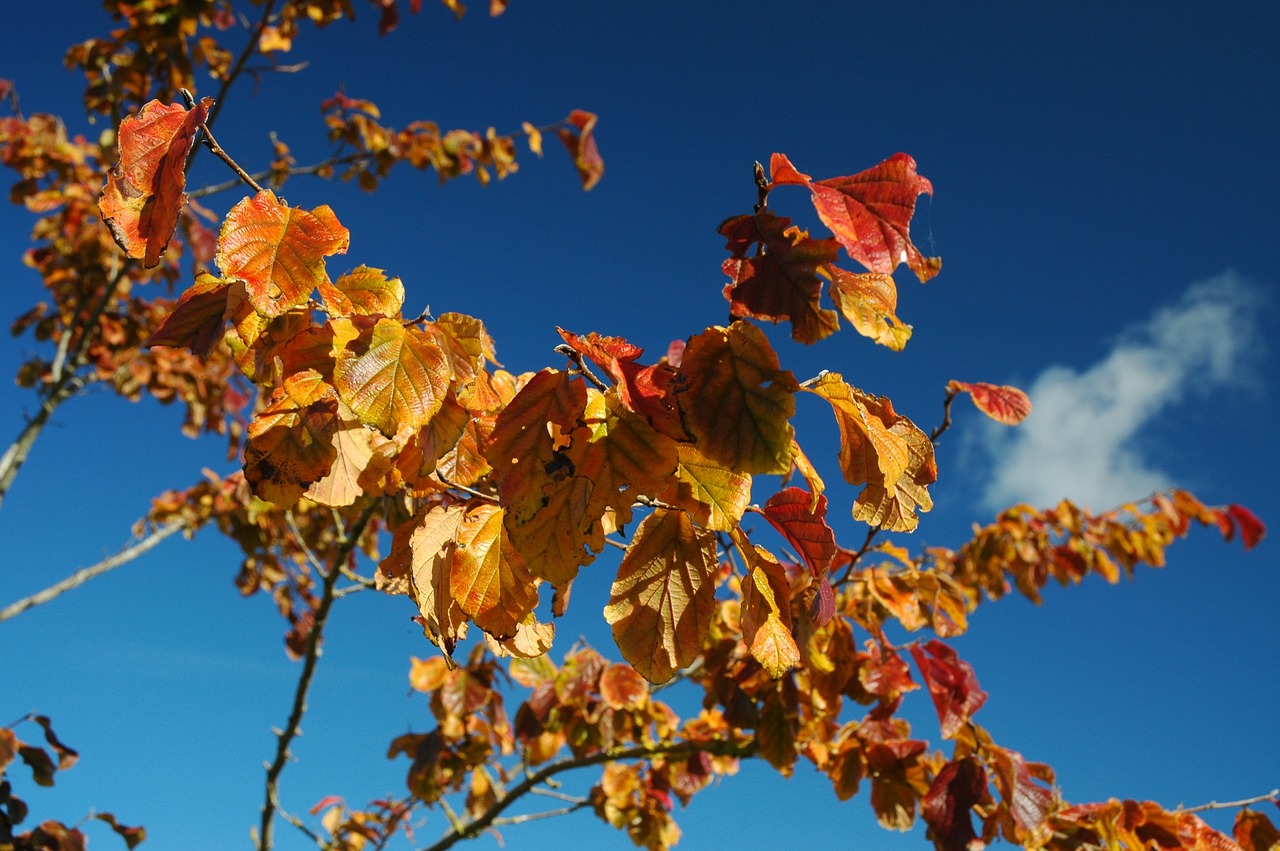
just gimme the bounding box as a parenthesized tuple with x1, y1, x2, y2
(676, 321, 798, 475)
(603, 508, 717, 683)
(657, 443, 752, 532)
(825, 267, 912, 350)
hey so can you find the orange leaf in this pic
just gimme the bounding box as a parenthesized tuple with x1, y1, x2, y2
(100, 97, 211, 267)
(948, 380, 1032, 425)
(770, 152, 940, 282)
(676, 321, 798, 475)
(1234, 807, 1280, 851)
(576, 388, 680, 532)
(450, 503, 539, 639)
(735, 535, 799, 678)
(604, 508, 717, 683)
(216, 189, 350, 318)
(333, 317, 451, 436)
(806, 373, 909, 487)
(824, 267, 912, 350)
(556, 109, 603, 190)
(719, 211, 840, 344)
(145, 272, 234, 355)
(243, 370, 339, 505)
(304, 407, 385, 507)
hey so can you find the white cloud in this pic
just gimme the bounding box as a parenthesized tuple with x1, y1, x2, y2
(979, 272, 1266, 511)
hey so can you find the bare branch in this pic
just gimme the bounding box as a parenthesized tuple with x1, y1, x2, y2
(258, 499, 381, 851)
(1181, 789, 1279, 814)
(0, 520, 187, 625)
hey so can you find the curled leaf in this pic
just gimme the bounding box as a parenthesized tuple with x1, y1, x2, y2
(948, 380, 1032, 425)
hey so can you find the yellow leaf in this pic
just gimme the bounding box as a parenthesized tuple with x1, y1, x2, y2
(657, 443, 752, 532)
(450, 503, 539, 639)
(805, 373, 909, 488)
(824, 267, 913, 350)
(333, 317, 450, 436)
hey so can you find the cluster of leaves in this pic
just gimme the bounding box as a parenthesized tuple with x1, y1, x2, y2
(101, 76, 1273, 850)
(0, 715, 144, 851)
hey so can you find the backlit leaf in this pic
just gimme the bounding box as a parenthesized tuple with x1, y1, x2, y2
(758, 487, 836, 577)
(719, 211, 840, 344)
(100, 97, 210, 267)
(244, 369, 339, 505)
(304, 406, 382, 507)
(1225, 503, 1266, 550)
(1234, 808, 1280, 851)
(450, 503, 539, 638)
(656, 443, 751, 532)
(735, 535, 799, 678)
(333, 317, 450, 436)
(603, 508, 717, 683)
(806, 373, 909, 488)
(770, 152, 941, 282)
(556, 109, 603, 190)
(910, 640, 987, 739)
(408, 503, 471, 659)
(676, 321, 798, 475)
(217, 189, 350, 318)
(318, 265, 405, 317)
(948, 380, 1032, 425)
(851, 391, 936, 532)
(921, 757, 987, 851)
(577, 388, 679, 531)
(145, 272, 234, 355)
(825, 267, 912, 350)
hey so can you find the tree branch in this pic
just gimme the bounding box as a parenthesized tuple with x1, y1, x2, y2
(258, 499, 381, 851)
(1181, 789, 1279, 814)
(419, 738, 756, 851)
(0, 520, 188, 625)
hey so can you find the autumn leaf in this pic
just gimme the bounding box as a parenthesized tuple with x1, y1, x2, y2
(948, 380, 1032, 425)
(1234, 807, 1280, 851)
(850, 390, 937, 532)
(450, 502, 539, 639)
(244, 369, 340, 505)
(1224, 503, 1266, 550)
(217, 189, 350, 318)
(656, 443, 751, 532)
(603, 509, 717, 683)
(556, 109, 603, 190)
(333, 317, 451, 436)
(921, 757, 988, 851)
(575, 388, 679, 531)
(757, 487, 836, 577)
(735, 534, 799, 678)
(304, 405, 385, 507)
(770, 152, 941, 282)
(806, 373, 909, 488)
(318, 265, 405, 317)
(909, 640, 987, 739)
(718, 211, 840, 344)
(408, 503, 471, 659)
(100, 97, 211, 267)
(824, 267, 912, 350)
(145, 273, 235, 355)
(676, 321, 798, 475)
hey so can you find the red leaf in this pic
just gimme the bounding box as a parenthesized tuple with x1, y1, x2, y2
(556, 109, 603, 190)
(910, 639, 987, 739)
(770, 152, 941, 282)
(145, 273, 234, 354)
(758, 487, 836, 576)
(100, 97, 211, 267)
(1225, 504, 1266, 550)
(922, 757, 987, 851)
(948, 380, 1032, 425)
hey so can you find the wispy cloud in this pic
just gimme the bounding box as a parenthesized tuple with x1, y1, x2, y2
(978, 272, 1266, 511)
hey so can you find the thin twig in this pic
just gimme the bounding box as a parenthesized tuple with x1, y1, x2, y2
(555, 345, 609, 392)
(183, 88, 265, 194)
(258, 500, 380, 851)
(1181, 789, 1279, 814)
(490, 802, 589, 827)
(420, 738, 755, 851)
(0, 521, 188, 624)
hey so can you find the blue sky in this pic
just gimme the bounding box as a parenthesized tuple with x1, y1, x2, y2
(1, 2, 1277, 849)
